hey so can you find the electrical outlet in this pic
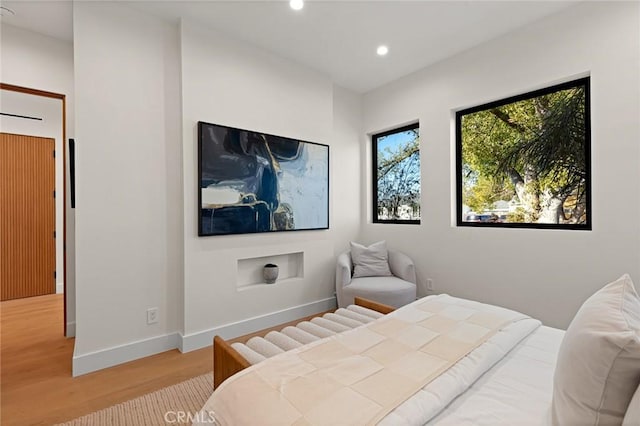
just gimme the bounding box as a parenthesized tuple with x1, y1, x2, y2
(147, 307, 159, 325)
(426, 279, 434, 292)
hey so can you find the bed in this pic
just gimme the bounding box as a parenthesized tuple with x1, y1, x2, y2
(197, 277, 640, 426)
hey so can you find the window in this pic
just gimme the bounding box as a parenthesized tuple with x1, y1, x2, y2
(456, 77, 591, 230)
(372, 123, 420, 224)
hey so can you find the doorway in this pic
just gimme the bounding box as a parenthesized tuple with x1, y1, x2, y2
(0, 83, 68, 334)
(0, 133, 56, 299)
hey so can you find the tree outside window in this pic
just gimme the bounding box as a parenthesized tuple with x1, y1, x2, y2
(372, 124, 420, 224)
(457, 78, 591, 230)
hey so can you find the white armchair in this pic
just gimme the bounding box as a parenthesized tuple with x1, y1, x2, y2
(336, 250, 417, 308)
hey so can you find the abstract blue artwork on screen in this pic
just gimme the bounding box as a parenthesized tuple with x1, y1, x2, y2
(198, 121, 329, 236)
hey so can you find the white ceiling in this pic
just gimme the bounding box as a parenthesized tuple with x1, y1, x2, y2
(0, 1, 72, 42)
(1, 1, 579, 93)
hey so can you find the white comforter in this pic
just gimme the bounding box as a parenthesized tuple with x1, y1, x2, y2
(426, 325, 563, 425)
(379, 297, 543, 425)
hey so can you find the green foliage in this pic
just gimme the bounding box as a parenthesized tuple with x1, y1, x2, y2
(463, 174, 508, 213)
(461, 85, 587, 224)
(507, 207, 527, 223)
(498, 88, 586, 191)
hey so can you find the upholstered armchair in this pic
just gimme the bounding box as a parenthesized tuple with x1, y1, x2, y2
(336, 250, 417, 308)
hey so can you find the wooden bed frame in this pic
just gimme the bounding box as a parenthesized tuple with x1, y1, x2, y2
(212, 297, 396, 388)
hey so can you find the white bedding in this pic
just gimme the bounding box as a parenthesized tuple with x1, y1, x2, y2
(426, 325, 564, 425)
(199, 295, 561, 426)
(379, 298, 547, 426)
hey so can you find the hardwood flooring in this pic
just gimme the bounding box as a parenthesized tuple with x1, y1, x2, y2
(0, 294, 328, 425)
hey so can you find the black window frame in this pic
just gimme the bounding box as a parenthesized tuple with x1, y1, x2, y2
(372, 123, 421, 225)
(455, 77, 592, 230)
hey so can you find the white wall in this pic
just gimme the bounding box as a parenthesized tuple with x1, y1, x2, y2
(0, 24, 74, 132)
(73, 2, 182, 374)
(180, 22, 361, 348)
(71, 4, 361, 374)
(0, 23, 76, 336)
(361, 1, 640, 328)
(331, 86, 363, 251)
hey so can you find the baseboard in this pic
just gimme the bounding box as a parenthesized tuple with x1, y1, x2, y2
(71, 297, 337, 376)
(66, 321, 76, 338)
(56, 282, 64, 294)
(72, 333, 180, 377)
(179, 297, 337, 353)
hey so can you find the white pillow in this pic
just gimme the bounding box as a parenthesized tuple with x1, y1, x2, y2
(552, 274, 640, 426)
(350, 241, 392, 278)
(623, 384, 640, 426)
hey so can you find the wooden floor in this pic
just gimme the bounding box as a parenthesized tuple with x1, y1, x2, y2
(0, 294, 328, 425)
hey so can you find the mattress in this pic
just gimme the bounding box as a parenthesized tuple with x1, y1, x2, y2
(428, 325, 564, 426)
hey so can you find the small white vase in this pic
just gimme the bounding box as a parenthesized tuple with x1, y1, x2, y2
(263, 264, 279, 284)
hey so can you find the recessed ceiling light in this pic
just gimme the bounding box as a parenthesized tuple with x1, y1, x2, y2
(377, 45, 389, 56)
(290, 0, 304, 11)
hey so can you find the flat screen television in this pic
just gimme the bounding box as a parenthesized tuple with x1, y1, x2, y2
(198, 121, 330, 236)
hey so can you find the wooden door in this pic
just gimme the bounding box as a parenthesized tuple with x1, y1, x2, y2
(1, 133, 56, 300)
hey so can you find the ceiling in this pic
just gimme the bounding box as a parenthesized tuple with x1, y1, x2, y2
(1, 1, 579, 93)
(1, 1, 72, 42)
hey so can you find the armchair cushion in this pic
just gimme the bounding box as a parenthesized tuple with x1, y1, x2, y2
(342, 276, 416, 308)
(350, 241, 392, 278)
